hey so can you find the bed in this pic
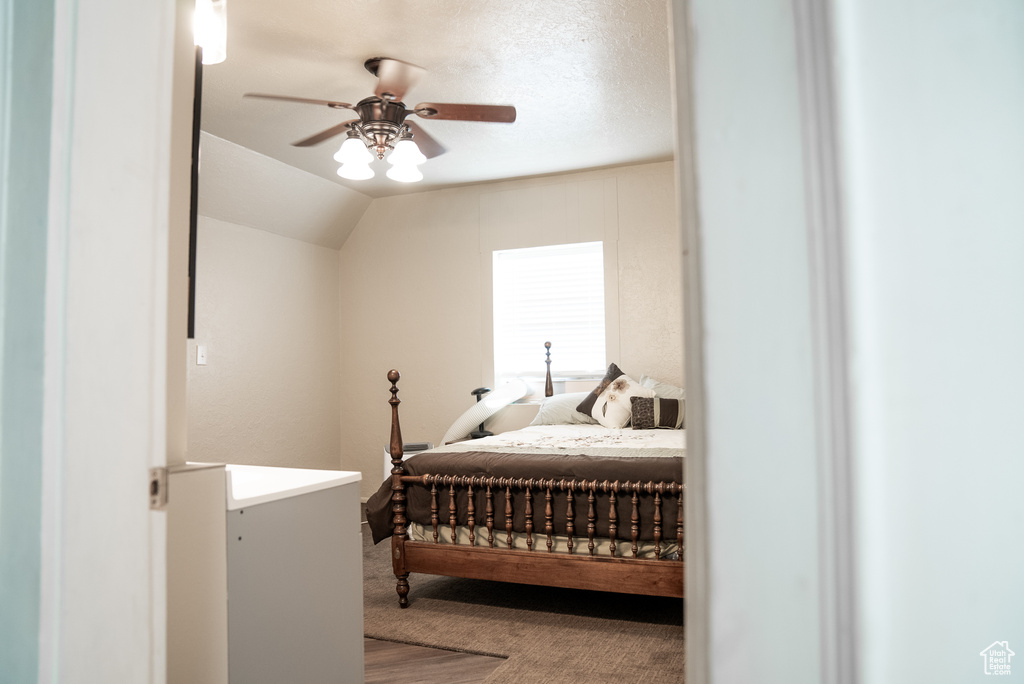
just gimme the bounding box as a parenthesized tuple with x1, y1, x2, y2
(365, 365, 685, 608)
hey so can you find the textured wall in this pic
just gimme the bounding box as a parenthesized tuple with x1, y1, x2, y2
(339, 162, 683, 498)
(834, 2, 1024, 681)
(187, 217, 341, 470)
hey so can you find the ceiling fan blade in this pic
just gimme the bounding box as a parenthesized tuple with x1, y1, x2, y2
(405, 121, 446, 159)
(244, 93, 354, 110)
(292, 120, 359, 147)
(414, 103, 516, 123)
(372, 58, 425, 102)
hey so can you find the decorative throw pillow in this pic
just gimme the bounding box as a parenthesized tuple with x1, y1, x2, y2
(640, 375, 686, 401)
(529, 392, 600, 426)
(630, 396, 686, 430)
(576, 363, 655, 429)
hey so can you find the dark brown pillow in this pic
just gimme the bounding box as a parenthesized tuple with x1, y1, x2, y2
(576, 363, 626, 418)
(630, 396, 685, 430)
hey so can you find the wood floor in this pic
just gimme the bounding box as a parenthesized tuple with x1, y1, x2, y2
(364, 637, 506, 684)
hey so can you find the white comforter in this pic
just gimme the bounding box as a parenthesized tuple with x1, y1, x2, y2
(440, 424, 685, 458)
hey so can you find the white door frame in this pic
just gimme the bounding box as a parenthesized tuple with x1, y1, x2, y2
(36, 0, 177, 681)
(667, 3, 710, 682)
(672, 1, 857, 682)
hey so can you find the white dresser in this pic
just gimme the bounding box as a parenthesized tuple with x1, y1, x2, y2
(168, 463, 364, 684)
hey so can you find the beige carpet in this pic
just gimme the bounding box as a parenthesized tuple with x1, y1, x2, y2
(361, 525, 685, 683)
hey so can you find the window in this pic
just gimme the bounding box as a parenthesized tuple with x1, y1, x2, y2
(492, 241, 606, 384)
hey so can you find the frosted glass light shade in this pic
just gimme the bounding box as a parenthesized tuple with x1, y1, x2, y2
(387, 139, 426, 166)
(194, 0, 227, 65)
(334, 137, 373, 164)
(386, 164, 423, 183)
(337, 163, 374, 180)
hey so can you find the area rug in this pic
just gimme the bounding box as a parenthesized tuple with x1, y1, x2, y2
(361, 524, 685, 683)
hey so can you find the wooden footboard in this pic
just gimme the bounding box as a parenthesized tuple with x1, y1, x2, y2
(386, 369, 684, 608)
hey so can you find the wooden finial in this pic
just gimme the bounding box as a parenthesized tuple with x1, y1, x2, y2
(544, 342, 553, 397)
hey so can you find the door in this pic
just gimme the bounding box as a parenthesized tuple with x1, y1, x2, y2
(0, 0, 178, 681)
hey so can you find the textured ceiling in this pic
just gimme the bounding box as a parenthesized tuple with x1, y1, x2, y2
(200, 0, 675, 199)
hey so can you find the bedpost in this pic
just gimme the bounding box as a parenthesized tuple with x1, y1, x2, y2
(388, 369, 411, 608)
(544, 341, 553, 397)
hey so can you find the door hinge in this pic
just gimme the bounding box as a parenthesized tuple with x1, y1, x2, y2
(149, 467, 168, 510)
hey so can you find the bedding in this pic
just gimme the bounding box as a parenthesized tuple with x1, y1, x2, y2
(576, 363, 656, 429)
(366, 424, 684, 546)
(630, 396, 686, 430)
(528, 392, 599, 426)
(640, 375, 686, 401)
(406, 521, 679, 559)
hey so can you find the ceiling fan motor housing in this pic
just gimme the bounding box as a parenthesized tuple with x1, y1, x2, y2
(353, 97, 410, 158)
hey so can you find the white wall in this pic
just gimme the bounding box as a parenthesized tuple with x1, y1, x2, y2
(338, 162, 683, 498)
(834, 2, 1024, 682)
(685, 1, 1024, 683)
(165, 0, 196, 470)
(0, 0, 53, 677)
(687, 1, 823, 682)
(187, 217, 342, 470)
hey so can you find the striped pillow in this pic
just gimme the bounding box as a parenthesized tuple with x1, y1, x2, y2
(629, 396, 685, 430)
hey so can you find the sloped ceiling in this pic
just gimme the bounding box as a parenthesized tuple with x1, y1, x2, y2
(197, 133, 372, 249)
(199, 0, 675, 199)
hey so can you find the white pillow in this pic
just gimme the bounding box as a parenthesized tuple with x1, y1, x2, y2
(529, 392, 599, 426)
(640, 375, 686, 401)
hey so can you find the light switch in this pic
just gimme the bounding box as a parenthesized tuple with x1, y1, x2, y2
(197, 345, 207, 365)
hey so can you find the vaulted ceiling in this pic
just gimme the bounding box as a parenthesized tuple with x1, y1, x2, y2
(200, 0, 675, 199)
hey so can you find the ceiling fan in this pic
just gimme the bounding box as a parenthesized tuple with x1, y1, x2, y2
(244, 57, 517, 182)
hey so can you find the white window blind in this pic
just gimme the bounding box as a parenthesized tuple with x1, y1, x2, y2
(493, 241, 606, 383)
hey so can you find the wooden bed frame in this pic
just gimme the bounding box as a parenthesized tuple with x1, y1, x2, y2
(385, 369, 685, 608)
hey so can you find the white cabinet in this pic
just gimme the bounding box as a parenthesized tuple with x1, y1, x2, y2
(168, 464, 363, 684)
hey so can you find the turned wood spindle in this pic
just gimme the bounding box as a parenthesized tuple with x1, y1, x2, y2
(653, 489, 663, 558)
(544, 341, 554, 397)
(565, 482, 575, 554)
(448, 480, 458, 544)
(544, 484, 554, 553)
(430, 480, 439, 543)
(630, 487, 640, 559)
(587, 487, 597, 556)
(467, 482, 476, 546)
(485, 484, 495, 548)
(608, 483, 618, 558)
(677, 490, 685, 561)
(524, 484, 534, 551)
(505, 484, 514, 550)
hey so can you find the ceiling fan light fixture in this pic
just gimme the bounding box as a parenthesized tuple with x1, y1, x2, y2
(194, 0, 227, 65)
(334, 134, 373, 164)
(337, 162, 374, 181)
(386, 164, 423, 183)
(387, 138, 426, 167)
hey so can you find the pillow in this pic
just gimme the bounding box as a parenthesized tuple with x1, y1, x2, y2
(640, 375, 686, 401)
(529, 392, 599, 426)
(630, 396, 686, 430)
(576, 363, 655, 429)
